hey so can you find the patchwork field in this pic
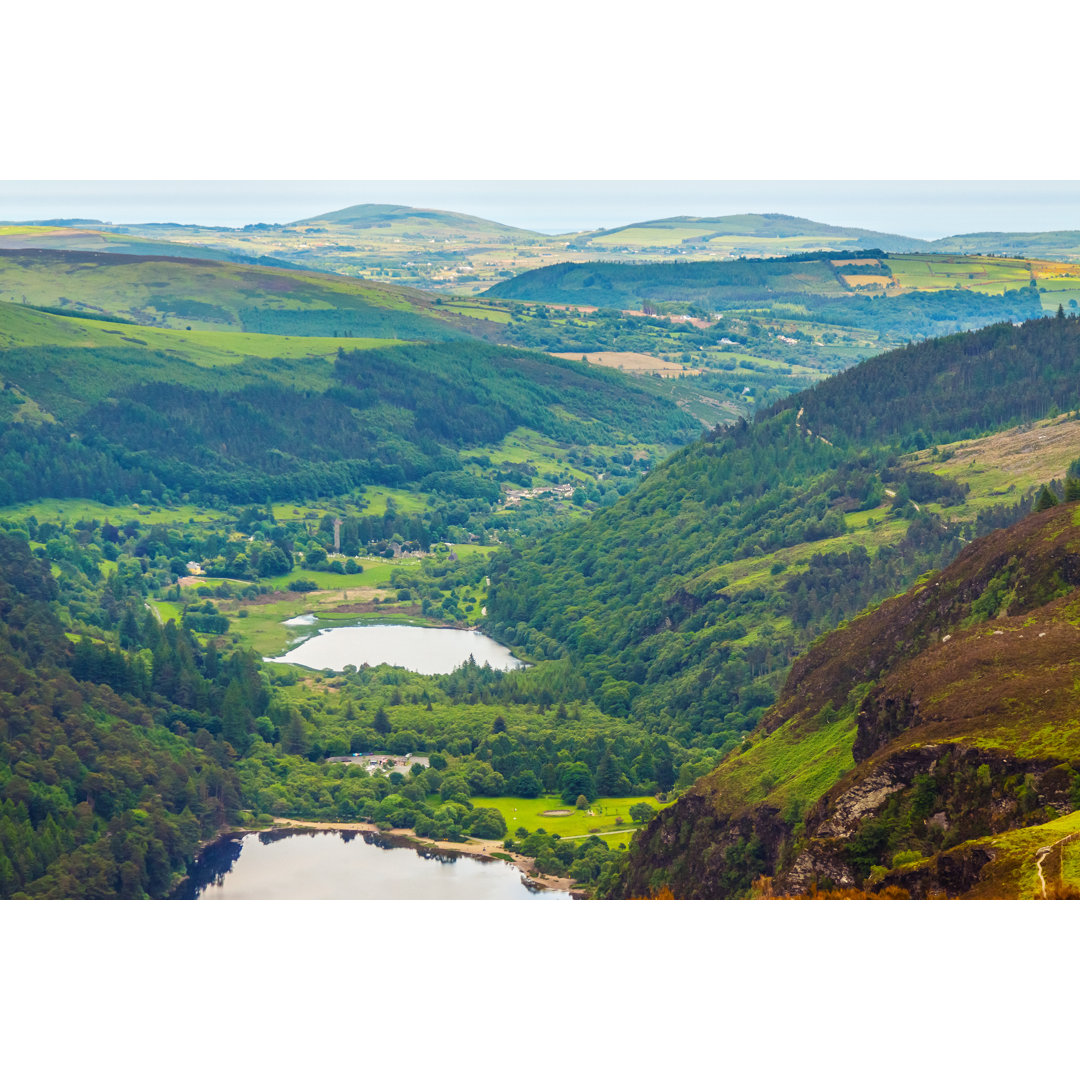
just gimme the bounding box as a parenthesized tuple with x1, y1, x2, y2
(886, 253, 1034, 293)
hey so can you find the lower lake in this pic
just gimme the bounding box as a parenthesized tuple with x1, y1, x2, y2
(174, 830, 570, 900)
(266, 622, 525, 675)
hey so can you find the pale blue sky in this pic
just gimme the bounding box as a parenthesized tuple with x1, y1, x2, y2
(2, 181, 1079, 239)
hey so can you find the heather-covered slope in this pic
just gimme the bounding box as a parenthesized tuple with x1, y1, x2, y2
(617, 503, 1080, 899)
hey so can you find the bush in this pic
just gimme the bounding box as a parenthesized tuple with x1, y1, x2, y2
(466, 807, 508, 840)
(892, 850, 924, 868)
(291, 578, 318, 593)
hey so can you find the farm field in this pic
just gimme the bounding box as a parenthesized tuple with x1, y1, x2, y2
(886, 253, 1035, 293)
(552, 350, 704, 376)
(468, 795, 667, 843)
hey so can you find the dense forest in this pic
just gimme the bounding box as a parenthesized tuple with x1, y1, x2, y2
(783, 308, 1080, 445)
(0, 336, 696, 506)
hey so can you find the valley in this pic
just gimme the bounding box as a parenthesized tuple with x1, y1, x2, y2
(4, 203, 1080, 900)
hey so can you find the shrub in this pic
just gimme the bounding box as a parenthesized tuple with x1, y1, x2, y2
(891, 850, 924, 868)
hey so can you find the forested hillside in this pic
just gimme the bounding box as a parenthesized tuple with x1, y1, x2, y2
(484, 253, 1045, 339)
(485, 313, 1077, 753)
(0, 532, 241, 897)
(779, 311, 1080, 445)
(0, 302, 696, 505)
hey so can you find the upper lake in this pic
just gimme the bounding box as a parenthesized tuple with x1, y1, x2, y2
(266, 622, 525, 675)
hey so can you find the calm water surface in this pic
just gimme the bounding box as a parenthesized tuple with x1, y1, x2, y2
(266, 623, 524, 675)
(175, 830, 568, 900)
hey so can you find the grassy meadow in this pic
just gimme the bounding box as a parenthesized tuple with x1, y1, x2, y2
(469, 795, 667, 844)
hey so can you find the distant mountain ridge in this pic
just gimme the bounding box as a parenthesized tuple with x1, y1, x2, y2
(291, 202, 544, 239)
(578, 212, 928, 253)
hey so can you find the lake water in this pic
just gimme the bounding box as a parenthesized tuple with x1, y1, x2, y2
(174, 830, 570, 900)
(266, 623, 525, 675)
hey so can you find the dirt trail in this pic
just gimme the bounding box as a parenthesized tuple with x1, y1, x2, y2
(1035, 832, 1078, 898)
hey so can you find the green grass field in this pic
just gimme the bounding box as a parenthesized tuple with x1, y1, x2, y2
(0, 300, 398, 366)
(4, 497, 227, 525)
(469, 794, 667, 844)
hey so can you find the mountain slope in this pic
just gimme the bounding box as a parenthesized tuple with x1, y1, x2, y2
(0, 299, 697, 505)
(485, 313, 1080, 749)
(618, 502, 1080, 899)
(0, 249, 477, 340)
(0, 532, 238, 898)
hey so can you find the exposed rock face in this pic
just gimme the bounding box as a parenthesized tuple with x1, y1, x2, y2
(809, 770, 910, 839)
(783, 845, 859, 893)
(878, 846, 996, 899)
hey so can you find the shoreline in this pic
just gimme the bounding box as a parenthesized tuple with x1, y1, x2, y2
(268, 817, 579, 895)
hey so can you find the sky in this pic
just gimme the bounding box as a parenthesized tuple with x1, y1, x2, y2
(2, 180, 1080, 239)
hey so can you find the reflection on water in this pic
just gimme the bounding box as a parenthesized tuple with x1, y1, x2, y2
(174, 830, 570, 900)
(266, 623, 525, 675)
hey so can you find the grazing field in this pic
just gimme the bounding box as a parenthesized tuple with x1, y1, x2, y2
(4, 497, 228, 526)
(440, 302, 512, 324)
(552, 351, 704, 377)
(468, 795, 667, 843)
(886, 254, 1035, 294)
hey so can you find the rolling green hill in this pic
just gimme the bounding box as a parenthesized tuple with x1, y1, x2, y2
(0, 223, 303, 268)
(618, 501, 1080, 899)
(292, 202, 544, 241)
(0, 249, 476, 339)
(483, 251, 1047, 337)
(934, 230, 1080, 259)
(575, 213, 926, 254)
